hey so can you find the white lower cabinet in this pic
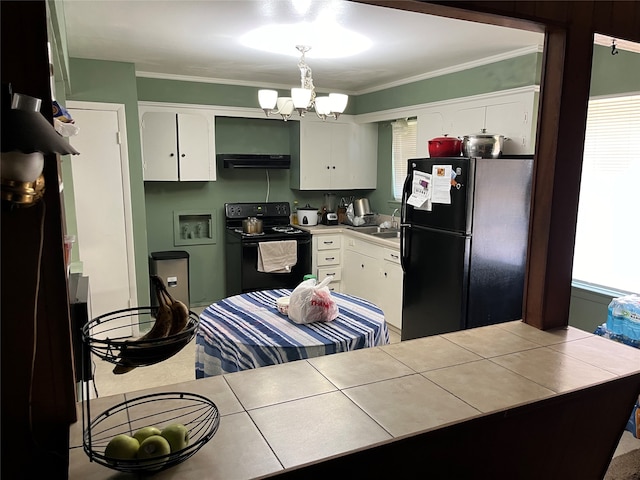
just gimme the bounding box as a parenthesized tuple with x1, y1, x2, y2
(343, 250, 378, 301)
(378, 251, 403, 331)
(342, 236, 403, 330)
(312, 234, 342, 292)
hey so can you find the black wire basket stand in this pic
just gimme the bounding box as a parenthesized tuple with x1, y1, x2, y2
(81, 306, 199, 368)
(79, 307, 220, 473)
(83, 391, 220, 474)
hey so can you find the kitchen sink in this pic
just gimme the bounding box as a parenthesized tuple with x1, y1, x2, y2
(347, 225, 400, 239)
(371, 231, 401, 239)
(346, 226, 381, 234)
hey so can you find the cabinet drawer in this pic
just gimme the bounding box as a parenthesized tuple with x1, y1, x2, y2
(316, 235, 342, 250)
(318, 266, 342, 282)
(317, 250, 341, 266)
(383, 248, 401, 265)
(327, 281, 342, 293)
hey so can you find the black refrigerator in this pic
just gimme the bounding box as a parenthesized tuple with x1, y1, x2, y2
(399, 155, 534, 341)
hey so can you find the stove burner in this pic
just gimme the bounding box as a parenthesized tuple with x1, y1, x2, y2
(272, 226, 297, 233)
(233, 228, 265, 236)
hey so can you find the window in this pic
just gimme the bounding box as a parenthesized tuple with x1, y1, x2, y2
(391, 118, 417, 200)
(572, 94, 640, 294)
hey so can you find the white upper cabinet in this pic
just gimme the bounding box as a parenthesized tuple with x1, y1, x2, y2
(413, 90, 536, 157)
(141, 109, 216, 181)
(292, 118, 377, 190)
(450, 101, 530, 155)
(352, 123, 378, 189)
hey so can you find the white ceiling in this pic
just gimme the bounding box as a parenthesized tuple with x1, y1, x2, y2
(61, 0, 546, 94)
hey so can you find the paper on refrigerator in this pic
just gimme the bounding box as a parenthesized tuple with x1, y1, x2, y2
(431, 165, 452, 204)
(407, 170, 432, 210)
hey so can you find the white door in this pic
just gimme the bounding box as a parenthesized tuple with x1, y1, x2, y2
(68, 104, 137, 338)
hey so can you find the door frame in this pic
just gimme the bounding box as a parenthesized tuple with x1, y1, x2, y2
(66, 101, 139, 332)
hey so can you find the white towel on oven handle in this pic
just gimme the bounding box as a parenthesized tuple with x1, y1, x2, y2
(257, 240, 298, 273)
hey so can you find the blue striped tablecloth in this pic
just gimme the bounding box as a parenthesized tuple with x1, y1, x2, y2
(195, 289, 389, 377)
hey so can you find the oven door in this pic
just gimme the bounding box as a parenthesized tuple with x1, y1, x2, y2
(237, 237, 312, 294)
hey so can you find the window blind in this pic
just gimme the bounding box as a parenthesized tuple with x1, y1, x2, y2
(572, 94, 640, 294)
(391, 118, 417, 200)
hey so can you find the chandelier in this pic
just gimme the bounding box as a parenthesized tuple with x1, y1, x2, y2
(258, 45, 348, 121)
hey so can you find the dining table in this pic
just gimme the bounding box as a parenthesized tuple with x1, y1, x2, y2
(195, 288, 389, 378)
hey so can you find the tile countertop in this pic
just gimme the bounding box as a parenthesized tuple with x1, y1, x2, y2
(68, 321, 640, 479)
(298, 223, 400, 249)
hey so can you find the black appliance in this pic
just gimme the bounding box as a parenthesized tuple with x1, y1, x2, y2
(400, 155, 534, 341)
(225, 202, 312, 296)
(218, 153, 291, 169)
(321, 211, 339, 225)
(69, 273, 92, 382)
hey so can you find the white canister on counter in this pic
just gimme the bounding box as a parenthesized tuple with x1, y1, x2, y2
(297, 204, 318, 226)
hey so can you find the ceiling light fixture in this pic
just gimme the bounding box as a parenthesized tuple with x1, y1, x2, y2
(258, 45, 348, 121)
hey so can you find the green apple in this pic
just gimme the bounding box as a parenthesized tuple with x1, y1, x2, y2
(161, 423, 189, 452)
(104, 434, 139, 462)
(137, 435, 171, 470)
(133, 426, 161, 444)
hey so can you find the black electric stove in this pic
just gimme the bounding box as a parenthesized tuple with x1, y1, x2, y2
(224, 202, 309, 239)
(224, 202, 312, 295)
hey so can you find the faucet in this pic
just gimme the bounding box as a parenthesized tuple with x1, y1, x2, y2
(391, 208, 399, 229)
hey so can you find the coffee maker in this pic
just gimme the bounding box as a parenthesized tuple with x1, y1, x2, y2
(321, 193, 338, 225)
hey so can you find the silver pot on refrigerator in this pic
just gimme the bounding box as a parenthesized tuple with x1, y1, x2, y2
(461, 129, 507, 158)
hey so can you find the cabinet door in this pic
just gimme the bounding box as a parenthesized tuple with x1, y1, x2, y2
(299, 121, 332, 189)
(141, 112, 179, 181)
(450, 106, 486, 138)
(349, 123, 377, 189)
(485, 102, 528, 155)
(379, 261, 403, 330)
(330, 123, 357, 189)
(177, 113, 212, 181)
(343, 250, 378, 301)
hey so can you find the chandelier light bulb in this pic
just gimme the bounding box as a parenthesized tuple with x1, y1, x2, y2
(291, 88, 312, 109)
(329, 93, 348, 115)
(315, 96, 331, 117)
(276, 97, 294, 121)
(258, 89, 278, 110)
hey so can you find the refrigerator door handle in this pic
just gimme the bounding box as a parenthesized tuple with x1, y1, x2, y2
(400, 172, 412, 272)
(400, 224, 410, 272)
(400, 171, 411, 226)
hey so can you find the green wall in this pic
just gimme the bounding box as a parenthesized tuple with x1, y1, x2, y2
(65, 58, 151, 308)
(62, 43, 639, 310)
(590, 45, 640, 96)
(355, 53, 542, 114)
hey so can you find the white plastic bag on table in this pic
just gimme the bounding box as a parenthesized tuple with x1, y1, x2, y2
(288, 276, 339, 324)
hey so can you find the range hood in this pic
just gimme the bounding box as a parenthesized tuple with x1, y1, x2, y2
(218, 153, 291, 169)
